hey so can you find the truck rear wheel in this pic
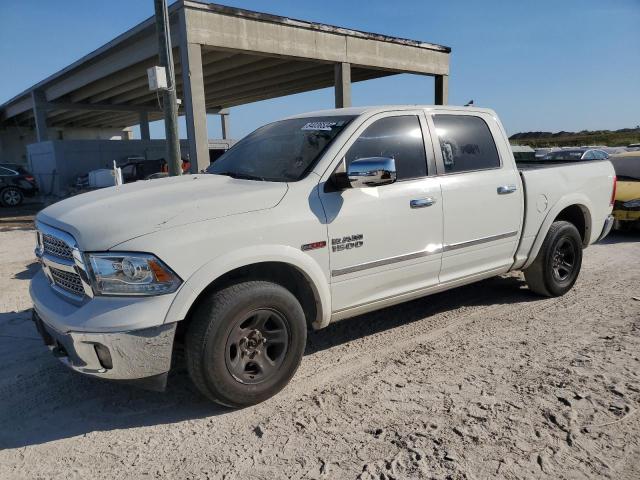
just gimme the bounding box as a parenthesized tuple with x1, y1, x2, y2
(524, 220, 583, 297)
(186, 280, 307, 407)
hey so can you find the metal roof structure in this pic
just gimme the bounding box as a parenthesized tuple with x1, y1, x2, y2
(0, 0, 451, 171)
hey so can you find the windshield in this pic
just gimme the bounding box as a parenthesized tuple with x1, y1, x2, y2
(207, 116, 354, 181)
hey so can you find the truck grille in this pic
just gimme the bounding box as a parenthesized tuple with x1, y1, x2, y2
(49, 267, 85, 297)
(37, 223, 92, 302)
(42, 233, 74, 261)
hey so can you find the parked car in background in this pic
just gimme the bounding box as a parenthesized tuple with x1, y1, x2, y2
(542, 148, 609, 161)
(0, 163, 38, 207)
(76, 159, 167, 190)
(534, 147, 559, 159)
(610, 152, 640, 230)
(511, 145, 536, 162)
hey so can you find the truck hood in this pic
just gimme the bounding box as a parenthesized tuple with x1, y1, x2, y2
(37, 174, 288, 250)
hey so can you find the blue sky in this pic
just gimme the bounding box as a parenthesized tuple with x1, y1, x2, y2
(1, 0, 639, 139)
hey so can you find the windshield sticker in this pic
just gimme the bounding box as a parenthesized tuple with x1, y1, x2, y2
(301, 121, 337, 131)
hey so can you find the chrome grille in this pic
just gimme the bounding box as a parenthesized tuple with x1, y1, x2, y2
(49, 267, 85, 297)
(42, 233, 74, 261)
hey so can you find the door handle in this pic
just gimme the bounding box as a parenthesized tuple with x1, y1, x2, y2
(497, 185, 517, 195)
(410, 197, 436, 208)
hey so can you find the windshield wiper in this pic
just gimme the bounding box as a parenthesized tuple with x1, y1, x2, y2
(214, 171, 265, 181)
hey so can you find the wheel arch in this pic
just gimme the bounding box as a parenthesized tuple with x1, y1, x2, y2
(522, 195, 593, 270)
(165, 246, 331, 332)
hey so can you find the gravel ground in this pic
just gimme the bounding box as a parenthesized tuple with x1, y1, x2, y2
(0, 223, 639, 480)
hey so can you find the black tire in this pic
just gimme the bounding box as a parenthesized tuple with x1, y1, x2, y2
(186, 281, 307, 407)
(524, 220, 583, 297)
(0, 187, 24, 207)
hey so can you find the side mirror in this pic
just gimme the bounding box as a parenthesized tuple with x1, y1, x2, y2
(338, 157, 397, 188)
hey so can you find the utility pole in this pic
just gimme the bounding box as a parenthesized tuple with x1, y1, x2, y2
(153, 0, 181, 176)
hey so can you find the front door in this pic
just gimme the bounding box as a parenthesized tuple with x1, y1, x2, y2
(319, 112, 443, 313)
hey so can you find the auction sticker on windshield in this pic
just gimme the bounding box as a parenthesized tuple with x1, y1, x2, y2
(301, 121, 338, 131)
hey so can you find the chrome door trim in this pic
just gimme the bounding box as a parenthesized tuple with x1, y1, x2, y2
(410, 197, 436, 208)
(443, 230, 518, 252)
(497, 184, 517, 195)
(331, 246, 443, 277)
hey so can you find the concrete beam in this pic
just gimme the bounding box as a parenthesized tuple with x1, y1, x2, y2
(44, 101, 161, 113)
(125, 54, 279, 106)
(139, 111, 151, 139)
(217, 68, 388, 108)
(207, 64, 331, 99)
(334, 63, 351, 108)
(87, 50, 235, 104)
(184, 6, 449, 75)
(180, 38, 209, 173)
(434, 75, 448, 105)
(31, 91, 48, 142)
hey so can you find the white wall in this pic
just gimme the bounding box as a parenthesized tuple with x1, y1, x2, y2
(0, 126, 132, 165)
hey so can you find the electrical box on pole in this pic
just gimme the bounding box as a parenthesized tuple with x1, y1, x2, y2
(147, 66, 168, 91)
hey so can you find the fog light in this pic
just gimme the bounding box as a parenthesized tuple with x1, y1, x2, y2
(94, 344, 113, 370)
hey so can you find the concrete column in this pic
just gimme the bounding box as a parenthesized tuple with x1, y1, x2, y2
(220, 112, 230, 139)
(139, 111, 151, 140)
(334, 62, 351, 108)
(31, 90, 48, 142)
(179, 41, 209, 173)
(434, 75, 449, 105)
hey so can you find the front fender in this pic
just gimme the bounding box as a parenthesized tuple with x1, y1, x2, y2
(522, 194, 593, 270)
(164, 244, 331, 329)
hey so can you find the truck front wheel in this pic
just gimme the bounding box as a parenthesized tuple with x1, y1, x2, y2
(524, 220, 583, 297)
(186, 281, 307, 407)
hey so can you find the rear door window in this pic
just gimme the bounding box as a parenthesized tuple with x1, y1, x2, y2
(433, 115, 501, 173)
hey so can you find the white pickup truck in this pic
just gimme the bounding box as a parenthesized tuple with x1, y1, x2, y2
(30, 106, 616, 406)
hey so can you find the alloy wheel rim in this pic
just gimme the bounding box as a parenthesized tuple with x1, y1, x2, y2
(551, 237, 576, 282)
(4, 190, 21, 206)
(224, 308, 289, 385)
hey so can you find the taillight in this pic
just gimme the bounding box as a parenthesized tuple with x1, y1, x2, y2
(610, 175, 617, 207)
(25, 175, 35, 182)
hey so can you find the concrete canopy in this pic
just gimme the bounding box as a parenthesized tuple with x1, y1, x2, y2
(0, 0, 451, 171)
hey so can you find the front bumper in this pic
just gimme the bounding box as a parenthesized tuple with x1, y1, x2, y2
(32, 308, 176, 389)
(30, 270, 178, 389)
(596, 214, 615, 242)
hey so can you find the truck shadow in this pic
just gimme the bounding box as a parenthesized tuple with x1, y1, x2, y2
(0, 273, 536, 450)
(306, 273, 535, 355)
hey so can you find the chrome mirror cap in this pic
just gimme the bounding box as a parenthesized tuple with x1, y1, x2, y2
(346, 157, 397, 188)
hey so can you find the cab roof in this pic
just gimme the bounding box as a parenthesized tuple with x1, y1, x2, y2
(285, 105, 498, 119)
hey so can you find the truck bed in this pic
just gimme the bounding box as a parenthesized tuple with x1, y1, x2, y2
(512, 159, 615, 269)
(516, 159, 609, 171)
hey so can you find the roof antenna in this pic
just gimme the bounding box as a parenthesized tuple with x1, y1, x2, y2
(464, 99, 474, 107)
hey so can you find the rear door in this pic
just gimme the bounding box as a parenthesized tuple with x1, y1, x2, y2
(426, 111, 523, 283)
(319, 111, 443, 312)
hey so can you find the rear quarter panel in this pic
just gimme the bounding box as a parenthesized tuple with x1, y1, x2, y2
(514, 161, 615, 270)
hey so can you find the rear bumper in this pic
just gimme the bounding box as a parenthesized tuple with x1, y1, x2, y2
(32, 308, 176, 390)
(596, 214, 615, 242)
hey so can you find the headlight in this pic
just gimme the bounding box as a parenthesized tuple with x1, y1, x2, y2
(622, 198, 640, 208)
(85, 252, 181, 296)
